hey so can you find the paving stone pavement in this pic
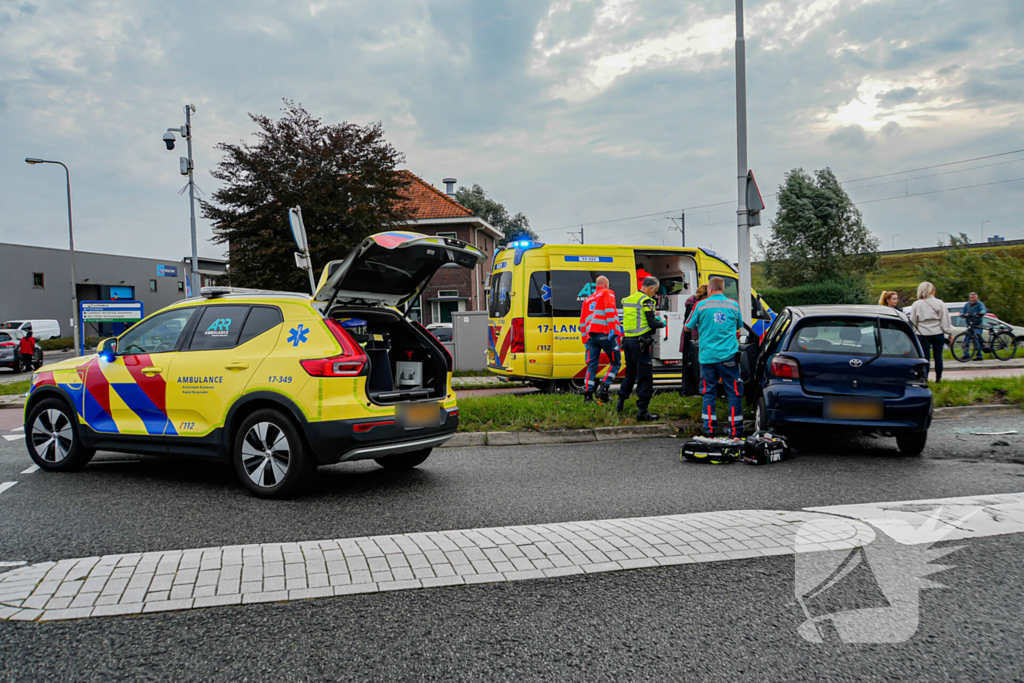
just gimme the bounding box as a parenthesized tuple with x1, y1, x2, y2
(1, 491, 1021, 623)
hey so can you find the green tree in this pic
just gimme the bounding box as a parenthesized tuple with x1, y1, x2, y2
(757, 168, 879, 288)
(454, 184, 537, 247)
(202, 101, 411, 291)
(918, 233, 1024, 325)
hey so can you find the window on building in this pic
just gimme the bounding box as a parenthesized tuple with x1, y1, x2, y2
(32, 273, 44, 288)
(177, 281, 184, 292)
(436, 232, 458, 240)
(149, 279, 157, 292)
(406, 296, 423, 323)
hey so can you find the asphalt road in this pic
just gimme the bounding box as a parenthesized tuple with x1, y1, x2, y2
(1, 415, 1023, 681)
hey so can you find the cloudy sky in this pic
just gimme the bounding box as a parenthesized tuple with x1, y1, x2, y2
(3, 0, 1024, 264)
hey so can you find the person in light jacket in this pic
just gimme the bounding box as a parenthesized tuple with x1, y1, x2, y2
(909, 281, 955, 382)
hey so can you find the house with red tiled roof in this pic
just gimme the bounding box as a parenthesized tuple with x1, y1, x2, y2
(396, 170, 503, 325)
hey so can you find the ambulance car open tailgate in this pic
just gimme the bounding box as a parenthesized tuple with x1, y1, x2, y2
(314, 232, 486, 308)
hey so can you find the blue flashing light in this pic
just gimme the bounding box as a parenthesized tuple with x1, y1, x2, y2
(511, 240, 545, 266)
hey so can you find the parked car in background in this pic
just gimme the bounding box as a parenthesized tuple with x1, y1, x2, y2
(426, 323, 453, 342)
(752, 305, 931, 454)
(1, 319, 61, 340)
(0, 330, 44, 372)
(902, 302, 1024, 346)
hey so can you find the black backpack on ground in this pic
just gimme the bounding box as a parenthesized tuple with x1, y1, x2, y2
(741, 431, 790, 465)
(681, 436, 744, 464)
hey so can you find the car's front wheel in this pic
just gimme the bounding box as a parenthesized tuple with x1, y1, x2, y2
(896, 430, 927, 455)
(233, 409, 312, 498)
(26, 398, 95, 471)
(375, 448, 431, 470)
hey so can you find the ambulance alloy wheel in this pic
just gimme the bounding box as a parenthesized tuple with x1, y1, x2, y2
(26, 398, 95, 471)
(233, 409, 312, 498)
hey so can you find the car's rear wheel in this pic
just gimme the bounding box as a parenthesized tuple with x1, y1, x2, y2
(233, 409, 311, 498)
(32, 349, 43, 370)
(558, 378, 587, 394)
(26, 398, 95, 471)
(375, 448, 431, 470)
(754, 397, 771, 433)
(896, 430, 927, 455)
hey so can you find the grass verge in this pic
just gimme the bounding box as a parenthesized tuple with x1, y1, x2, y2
(457, 376, 1024, 432)
(0, 380, 31, 396)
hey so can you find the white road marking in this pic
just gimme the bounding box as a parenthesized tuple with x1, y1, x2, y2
(0, 491, 1020, 623)
(806, 492, 1024, 544)
(0, 562, 27, 568)
(2, 435, 25, 442)
(0, 482, 17, 497)
(12, 427, 24, 433)
(20, 466, 39, 474)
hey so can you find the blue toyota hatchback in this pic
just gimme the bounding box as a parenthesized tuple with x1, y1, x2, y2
(751, 305, 932, 454)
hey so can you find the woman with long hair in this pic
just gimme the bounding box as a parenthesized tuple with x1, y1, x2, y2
(878, 290, 900, 308)
(909, 281, 955, 383)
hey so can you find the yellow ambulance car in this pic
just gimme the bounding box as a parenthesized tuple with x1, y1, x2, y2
(486, 241, 774, 392)
(24, 231, 484, 498)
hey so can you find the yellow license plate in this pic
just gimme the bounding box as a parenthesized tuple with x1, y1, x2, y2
(402, 403, 440, 429)
(825, 397, 884, 420)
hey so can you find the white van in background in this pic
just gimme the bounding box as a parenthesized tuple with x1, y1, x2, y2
(0, 320, 61, 339)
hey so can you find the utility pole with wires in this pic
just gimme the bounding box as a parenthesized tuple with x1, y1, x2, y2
(567, 225, 584, 244)
(667, 211, 686, 247)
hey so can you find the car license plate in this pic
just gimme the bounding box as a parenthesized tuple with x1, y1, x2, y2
(824, 397, 884, 420)
(401, 403, 440, 430)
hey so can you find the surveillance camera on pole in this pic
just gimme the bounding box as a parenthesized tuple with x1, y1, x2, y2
(162, 105, 200, 297)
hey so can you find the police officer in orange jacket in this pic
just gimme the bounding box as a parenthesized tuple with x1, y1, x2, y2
(578, 275, 623, 403)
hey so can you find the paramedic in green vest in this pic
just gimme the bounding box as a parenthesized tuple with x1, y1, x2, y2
(683, 276, 744, 437)
(616, 276, 666, 421)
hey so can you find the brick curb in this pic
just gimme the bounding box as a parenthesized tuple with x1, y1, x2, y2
(442, 424, 675, 448)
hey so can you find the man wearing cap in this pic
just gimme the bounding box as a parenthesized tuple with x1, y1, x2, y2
(579, 275, 623, 403)
(617, 276, 665, 420)
(683, 276, 745, 437)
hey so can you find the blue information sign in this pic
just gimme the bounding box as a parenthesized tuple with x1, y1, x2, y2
(157, 264, 178, 277)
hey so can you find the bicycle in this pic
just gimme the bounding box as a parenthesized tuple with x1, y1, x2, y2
(950, 317, 1017, 362)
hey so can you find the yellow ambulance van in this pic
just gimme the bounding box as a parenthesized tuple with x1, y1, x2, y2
(486, 241, 774, 393)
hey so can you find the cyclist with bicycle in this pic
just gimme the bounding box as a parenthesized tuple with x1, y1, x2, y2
(910, 281, 955, 382)
(961, 292, 988, 361)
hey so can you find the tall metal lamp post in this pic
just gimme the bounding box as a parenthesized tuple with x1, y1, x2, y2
(25, 158, 79, 354)
(980, 220, 990, 244)
(163, 103, 200, 297)
(735, 0, 752, 325)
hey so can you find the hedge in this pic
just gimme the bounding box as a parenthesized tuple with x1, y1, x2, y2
(759, 278, 870, 312)
(38, 337, 102, 352)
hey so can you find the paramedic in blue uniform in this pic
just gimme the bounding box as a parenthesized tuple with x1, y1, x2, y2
(683, 276, 745, 437)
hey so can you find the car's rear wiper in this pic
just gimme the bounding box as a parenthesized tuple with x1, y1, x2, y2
(862, 318, 884, 366)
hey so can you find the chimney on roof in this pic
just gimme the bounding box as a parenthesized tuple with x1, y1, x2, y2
(443, 177, 457, 198)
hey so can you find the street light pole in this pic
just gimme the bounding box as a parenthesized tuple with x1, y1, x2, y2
(892, 233, 900, 251)
(735, 0, 752, 325)
(25, 158, 79, 355)
(185, 105, 199, 297)
(164, 104, 200, 297)
(980, 220, 990, 244)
